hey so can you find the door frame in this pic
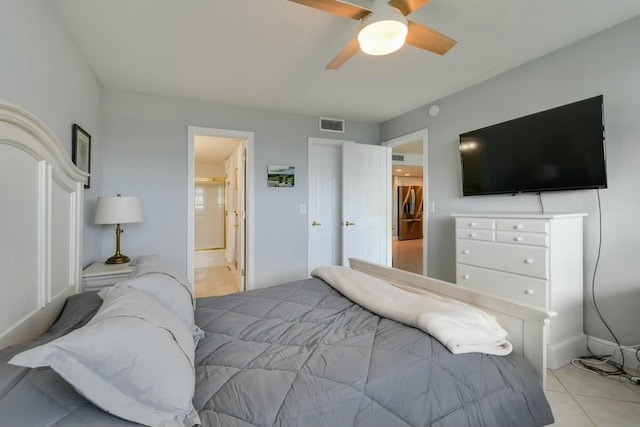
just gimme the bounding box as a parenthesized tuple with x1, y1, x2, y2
(187, 126, 255, 291)
(381, 128, 428, 276)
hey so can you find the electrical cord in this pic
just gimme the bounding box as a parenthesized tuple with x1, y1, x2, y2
(538, 192, 544, 213)
(571, 356, 640, 386)
(573, 189, 640, 384)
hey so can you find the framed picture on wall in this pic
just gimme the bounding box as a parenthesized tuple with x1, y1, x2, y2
(72, 124, 91, 188)
(267, 165, 295, 187)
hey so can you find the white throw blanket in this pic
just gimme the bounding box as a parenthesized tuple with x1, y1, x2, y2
(311, 266, 512, 356)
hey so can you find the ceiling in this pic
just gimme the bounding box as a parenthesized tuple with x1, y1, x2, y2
(392, 165, 423, 178)
(195, 136, 241, 165)
(53, 0, 640, 123)
(391, 139, 423, 177)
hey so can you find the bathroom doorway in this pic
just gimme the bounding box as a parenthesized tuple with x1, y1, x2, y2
(187, 127, 254, 297)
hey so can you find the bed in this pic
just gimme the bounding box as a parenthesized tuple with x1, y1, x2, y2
(0, 101, 554, 426)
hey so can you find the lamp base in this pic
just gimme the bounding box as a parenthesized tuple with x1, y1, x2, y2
(105, 254, 130, 264)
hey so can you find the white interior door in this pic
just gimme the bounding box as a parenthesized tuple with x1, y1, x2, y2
(342, 142, 391, 266)
(308, 139, 390, 274)
(308, 140, 343, 273)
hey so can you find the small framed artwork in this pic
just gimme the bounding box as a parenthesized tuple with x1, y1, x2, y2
(72, 124, 91, 188)
(267, 165, 295, 187)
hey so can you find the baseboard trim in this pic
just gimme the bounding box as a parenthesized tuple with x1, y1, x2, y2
(582, 335, 640, 371)
(548, 334, 587, 370)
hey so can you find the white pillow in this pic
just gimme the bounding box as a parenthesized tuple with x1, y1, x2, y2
(9, 287, 201, 427)
(114, 273, 204, 343)
(118, 256, 204, 343)
(131, 255, 193, 302)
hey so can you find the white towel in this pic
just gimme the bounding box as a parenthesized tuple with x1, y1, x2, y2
(311, 265, 512, 356)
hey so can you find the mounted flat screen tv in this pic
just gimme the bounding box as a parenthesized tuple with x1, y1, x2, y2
(459, 95, 607, 196)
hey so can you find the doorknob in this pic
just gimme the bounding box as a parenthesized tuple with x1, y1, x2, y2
(311, 221, 321, 226)
(344, 221, 356, 226)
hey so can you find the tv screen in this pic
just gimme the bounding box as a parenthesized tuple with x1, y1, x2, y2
(459, 95, 607, 196)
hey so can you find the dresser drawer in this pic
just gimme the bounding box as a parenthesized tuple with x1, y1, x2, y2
(496, 218, 548, 233)
(456, 264, 548, 308)
(456, 239, 549, 279)
(455, 217, 495, 230)
(496, 231, 549, 247)
(455, 229, 494, 242)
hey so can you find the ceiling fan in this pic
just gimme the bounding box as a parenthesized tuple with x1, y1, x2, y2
(289, 0, 456, 69)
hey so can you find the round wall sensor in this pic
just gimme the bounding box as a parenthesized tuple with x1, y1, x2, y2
(428, 105, 440, 117)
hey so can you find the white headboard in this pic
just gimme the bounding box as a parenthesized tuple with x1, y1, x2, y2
(0, 102, 87, 349)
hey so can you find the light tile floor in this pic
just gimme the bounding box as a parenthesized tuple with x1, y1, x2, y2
(194, 265, 240, 298)
(547, 363, 640, 426)
(392, 238, 423, 275)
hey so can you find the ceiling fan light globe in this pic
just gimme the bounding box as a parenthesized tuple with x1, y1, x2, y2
(358, 20, 408, 55)
(357, 5, 408, 56)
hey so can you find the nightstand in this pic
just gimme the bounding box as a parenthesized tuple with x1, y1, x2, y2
(82, 262, 135, 291)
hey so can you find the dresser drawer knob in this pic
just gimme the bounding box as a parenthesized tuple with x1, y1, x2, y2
(524, 289, 534, 295)
(524, 258, 534, 264)
(514, 236, 523, 242)
(462, 274, 470, 280)
(469, 222, 477, 227)
(469, 233, 476, 237)
(462, 250, 469, 254)
(514, 224, 523, 230)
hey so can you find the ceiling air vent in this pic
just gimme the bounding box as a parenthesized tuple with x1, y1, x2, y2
(319, 117, 345, 133)
(392, 154, 405, 162)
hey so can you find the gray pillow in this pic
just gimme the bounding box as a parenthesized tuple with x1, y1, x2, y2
(9, 287, 200, 427)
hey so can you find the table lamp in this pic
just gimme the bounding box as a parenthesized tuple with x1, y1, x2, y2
(94, 194, 143, 264)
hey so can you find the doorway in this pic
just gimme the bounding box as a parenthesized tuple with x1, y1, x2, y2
(187, 126, 255, 296)
(382, 129, 427, 276)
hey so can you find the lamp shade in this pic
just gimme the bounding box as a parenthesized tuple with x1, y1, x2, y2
(94, 195, 143, 225)
(357, 5, 408, 56)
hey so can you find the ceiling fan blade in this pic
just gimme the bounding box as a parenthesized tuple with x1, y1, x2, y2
(335, 0, 373, 11)
(289, 0, 369, 20)
(405, 20, 456, 55)
(389, 0, 432, 16)
(325, 37, 360, 69)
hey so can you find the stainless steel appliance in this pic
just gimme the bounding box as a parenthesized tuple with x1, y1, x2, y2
(398, 186, 423, 240)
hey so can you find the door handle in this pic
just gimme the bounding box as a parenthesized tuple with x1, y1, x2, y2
(311, 221, 321, 226)
(344, 221, 356, 227)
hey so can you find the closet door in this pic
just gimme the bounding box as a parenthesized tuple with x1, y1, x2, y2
(308, 140, 343, 272)
(341, 142, 391, 266)
(308, 139, 390, 274)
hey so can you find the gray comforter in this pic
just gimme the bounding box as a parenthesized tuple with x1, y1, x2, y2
(0, 278, 554, 427)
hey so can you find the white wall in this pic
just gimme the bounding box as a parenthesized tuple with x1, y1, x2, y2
(0, 0, 102, 266)
(100, 88, 379, 288)
(381, 16, 640, 346)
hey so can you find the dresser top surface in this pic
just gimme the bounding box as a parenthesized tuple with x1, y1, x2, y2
(451, 212, 588, 219)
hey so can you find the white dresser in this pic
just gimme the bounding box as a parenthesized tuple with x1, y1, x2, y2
(452, 212, 587, 369)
